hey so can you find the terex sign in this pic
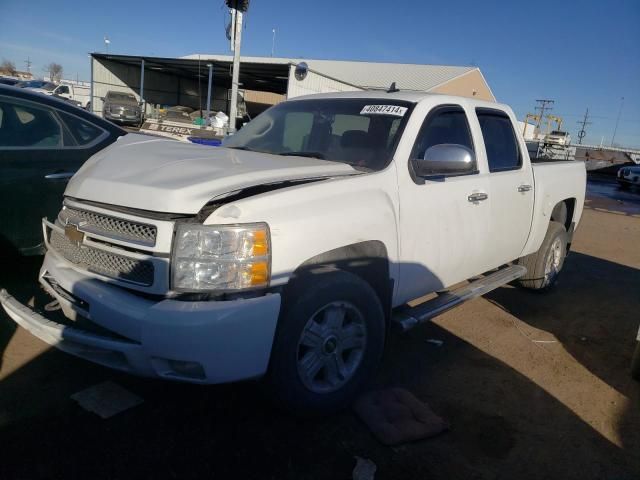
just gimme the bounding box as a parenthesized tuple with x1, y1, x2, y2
(140, 121, 222, 141)
(146, 123, 193, 135)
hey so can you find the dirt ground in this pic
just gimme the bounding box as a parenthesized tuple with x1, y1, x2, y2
(0, 182, 639, 480)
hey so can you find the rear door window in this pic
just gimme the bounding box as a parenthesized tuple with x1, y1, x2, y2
(60, 111, 105, 146)
(476, 109, 521, 172)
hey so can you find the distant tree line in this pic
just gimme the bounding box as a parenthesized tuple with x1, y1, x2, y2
(46, 62, 63, 82)
(0, 59, 16, 75)
(1, 58, 64, 82)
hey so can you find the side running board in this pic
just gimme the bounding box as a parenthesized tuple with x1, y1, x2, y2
(393, 265, 527, 332)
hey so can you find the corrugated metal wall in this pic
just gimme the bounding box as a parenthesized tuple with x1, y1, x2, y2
(286, 65, 362, 99)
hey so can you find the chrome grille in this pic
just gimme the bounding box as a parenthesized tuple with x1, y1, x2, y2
(49, 230, 154, 286)
(59, 207, 157, 246)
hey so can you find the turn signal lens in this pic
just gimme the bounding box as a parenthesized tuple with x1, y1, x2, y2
(249, 261, 269, 286)
(251, 230, 269, 257)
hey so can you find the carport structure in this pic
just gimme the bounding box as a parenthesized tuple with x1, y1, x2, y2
(90, 53, 495, 120)
(90, 53, 293, 118)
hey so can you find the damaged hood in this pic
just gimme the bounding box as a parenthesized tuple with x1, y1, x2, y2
(66, 134, 358, 214)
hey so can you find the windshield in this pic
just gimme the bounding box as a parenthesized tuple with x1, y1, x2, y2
(549, 130, 567, 136)
(223, 98, 413, 171)
(108, 92, 136, 101)
(19, 80, 55, 90)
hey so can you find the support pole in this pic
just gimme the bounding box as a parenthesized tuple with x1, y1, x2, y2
(89, 55, 94, 114)
(229, 10, 243, 133)
(206, 63, 213, 126)
(139, 59, 145, 121)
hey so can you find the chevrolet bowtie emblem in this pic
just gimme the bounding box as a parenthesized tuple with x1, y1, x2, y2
(64, 224, 85, 246)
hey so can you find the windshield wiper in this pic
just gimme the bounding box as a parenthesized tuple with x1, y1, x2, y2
(277, 151, 326, 159)
(225, 145, 255, 151)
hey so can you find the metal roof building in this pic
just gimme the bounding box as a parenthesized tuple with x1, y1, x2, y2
(89, 53, 495, 119)
(183, 54, 495, 101)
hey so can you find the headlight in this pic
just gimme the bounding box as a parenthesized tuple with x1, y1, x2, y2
(171, 223, 271, 292)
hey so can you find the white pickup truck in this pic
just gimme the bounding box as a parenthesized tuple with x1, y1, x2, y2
(26, 82, 90, 109)
(0, 91, 586, 413)
(52, 83, 90, 110)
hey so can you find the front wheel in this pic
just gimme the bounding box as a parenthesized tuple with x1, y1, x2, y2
(516, 221, 568, 290)
(266, 270, 385, 415)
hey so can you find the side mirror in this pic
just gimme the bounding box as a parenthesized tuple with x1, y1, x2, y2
(414, 144, 476, 177)
(99, 97, 105, 102)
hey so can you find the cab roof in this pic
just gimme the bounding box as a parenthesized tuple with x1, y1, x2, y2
(289, 89, 509, 112)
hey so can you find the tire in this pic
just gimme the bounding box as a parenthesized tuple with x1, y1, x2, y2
(632, 341, 640, 382)
(618, 182, 630, 190)
(516, 221, 568, 290)
(266, 269, 385, 415)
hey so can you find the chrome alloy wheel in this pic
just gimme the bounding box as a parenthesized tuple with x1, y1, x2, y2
(544, 237, 563, 284)
(296, 301, 367, 394)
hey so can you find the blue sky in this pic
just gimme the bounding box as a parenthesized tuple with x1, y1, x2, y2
(1, 0, 638, 147)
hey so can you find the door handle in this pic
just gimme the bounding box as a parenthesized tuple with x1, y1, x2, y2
(468, 192, 488, 202)
(518, 184, 532, 192)
(44, 172, 75, 180)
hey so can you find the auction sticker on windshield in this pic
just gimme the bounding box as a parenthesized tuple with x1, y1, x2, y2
(360, 105, 408, 117)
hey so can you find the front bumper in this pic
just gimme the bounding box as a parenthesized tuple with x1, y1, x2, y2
(618, 177, 639, 185)
(104, 113, 141, 124)
(0, 251, 281, 384)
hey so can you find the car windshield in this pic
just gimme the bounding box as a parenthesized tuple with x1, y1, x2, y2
(19, 80, 56, 90)
(109, 93, 136, 101)
(223, 98, 413, 171)
(550, 130, 566, 136)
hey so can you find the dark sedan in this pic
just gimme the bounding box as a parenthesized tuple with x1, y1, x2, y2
(0, 77, 21, 86)
(0, 85, 125, 256)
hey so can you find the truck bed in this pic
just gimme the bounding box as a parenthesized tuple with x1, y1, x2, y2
(521, 160, 587, 257)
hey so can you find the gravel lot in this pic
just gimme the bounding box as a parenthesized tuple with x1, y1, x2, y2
(1, 179, 638, 480)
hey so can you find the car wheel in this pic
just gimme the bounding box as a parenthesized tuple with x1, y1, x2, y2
(516, 221, 568, 290)
(618, 182, 630, 190)
(632, 341, 640, 382)
(266, 269, 385, 415)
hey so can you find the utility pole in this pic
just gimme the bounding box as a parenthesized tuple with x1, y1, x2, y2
(24, 57, 32, 73)
(611, 97, 624, 147)
(228, 9, 242, 133)
(271, 29, 276, 57)
(576, 108, 591, 145)
(205, 63, 213, 125)
(226, 0, 249, 133)
(534, 99, 554, 134)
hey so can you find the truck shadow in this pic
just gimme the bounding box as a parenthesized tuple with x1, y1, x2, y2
(485, 250, 640, 457)
(0, 255, 638, 479)
(486, 251, 640, 395)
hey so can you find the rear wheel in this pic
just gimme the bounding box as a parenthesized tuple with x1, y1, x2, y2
(516, 221, 568, 290)
(266, 270, 385, 415)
